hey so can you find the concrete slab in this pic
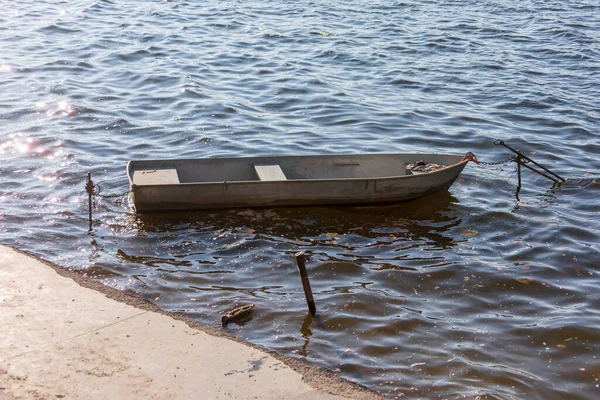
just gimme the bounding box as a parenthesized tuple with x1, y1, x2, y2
(0, 246, 381, 400)
(0, 249, 143, 359)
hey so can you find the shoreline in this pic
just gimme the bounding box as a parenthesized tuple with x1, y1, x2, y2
(1, 245, 383, 400)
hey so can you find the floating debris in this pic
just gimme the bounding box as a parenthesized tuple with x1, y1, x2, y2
(460, 228, 479, 237)
(222, 304, 255, 327)
(410, 362, 426, 368)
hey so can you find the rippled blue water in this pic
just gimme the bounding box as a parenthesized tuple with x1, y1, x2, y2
(1, 1, 599, 398)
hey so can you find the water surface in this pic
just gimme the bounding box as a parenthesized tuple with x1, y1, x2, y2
(1, 1, 599, 398)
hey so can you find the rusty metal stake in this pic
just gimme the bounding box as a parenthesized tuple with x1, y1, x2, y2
(86, 172, 93, 231)
(516, 157, 522, 192)
(512, 155, 560, 183)
(495, 139, 565, 182)
(295, 251, 316, 316)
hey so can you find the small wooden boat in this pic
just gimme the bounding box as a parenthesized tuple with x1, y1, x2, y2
(127, 152, 477, 212)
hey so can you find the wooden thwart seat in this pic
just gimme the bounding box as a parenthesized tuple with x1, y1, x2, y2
(132, 168, 180, 185)
(254, 164, 287, 181)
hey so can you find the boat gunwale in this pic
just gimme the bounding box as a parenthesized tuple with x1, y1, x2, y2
(127, 154, 467, 188)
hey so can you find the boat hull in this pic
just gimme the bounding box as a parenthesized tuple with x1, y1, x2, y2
(128, 153, 468, 212)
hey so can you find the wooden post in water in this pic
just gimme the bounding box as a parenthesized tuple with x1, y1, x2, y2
(295, 251, 316, 316)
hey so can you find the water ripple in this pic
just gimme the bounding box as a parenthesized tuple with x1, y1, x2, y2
(1, 0, 599, 398)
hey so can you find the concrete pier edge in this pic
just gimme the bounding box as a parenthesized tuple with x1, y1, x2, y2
(1, 245, 384, 400)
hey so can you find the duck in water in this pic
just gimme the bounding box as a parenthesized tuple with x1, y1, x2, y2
(222, 304, 255, 327)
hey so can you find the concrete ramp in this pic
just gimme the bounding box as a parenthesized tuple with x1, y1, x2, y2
(0, 246, 377, 400)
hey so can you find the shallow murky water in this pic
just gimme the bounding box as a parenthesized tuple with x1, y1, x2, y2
(1, 1, 599, 398)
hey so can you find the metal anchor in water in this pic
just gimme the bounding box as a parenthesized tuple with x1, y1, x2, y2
(493, 139, 566, 194)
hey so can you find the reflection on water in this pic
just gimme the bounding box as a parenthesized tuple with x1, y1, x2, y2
(1, 0, 600, 398)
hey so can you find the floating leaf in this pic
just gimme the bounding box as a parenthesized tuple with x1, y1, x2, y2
(460, 228, 478, 237)
(516, 278, 531, 284)
(557, 344, 566, 348)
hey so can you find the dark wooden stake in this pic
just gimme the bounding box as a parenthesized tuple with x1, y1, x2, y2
(516, 158, 522, 192)
(87, 172, 93, 231)
(295, 251, 316, 316)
